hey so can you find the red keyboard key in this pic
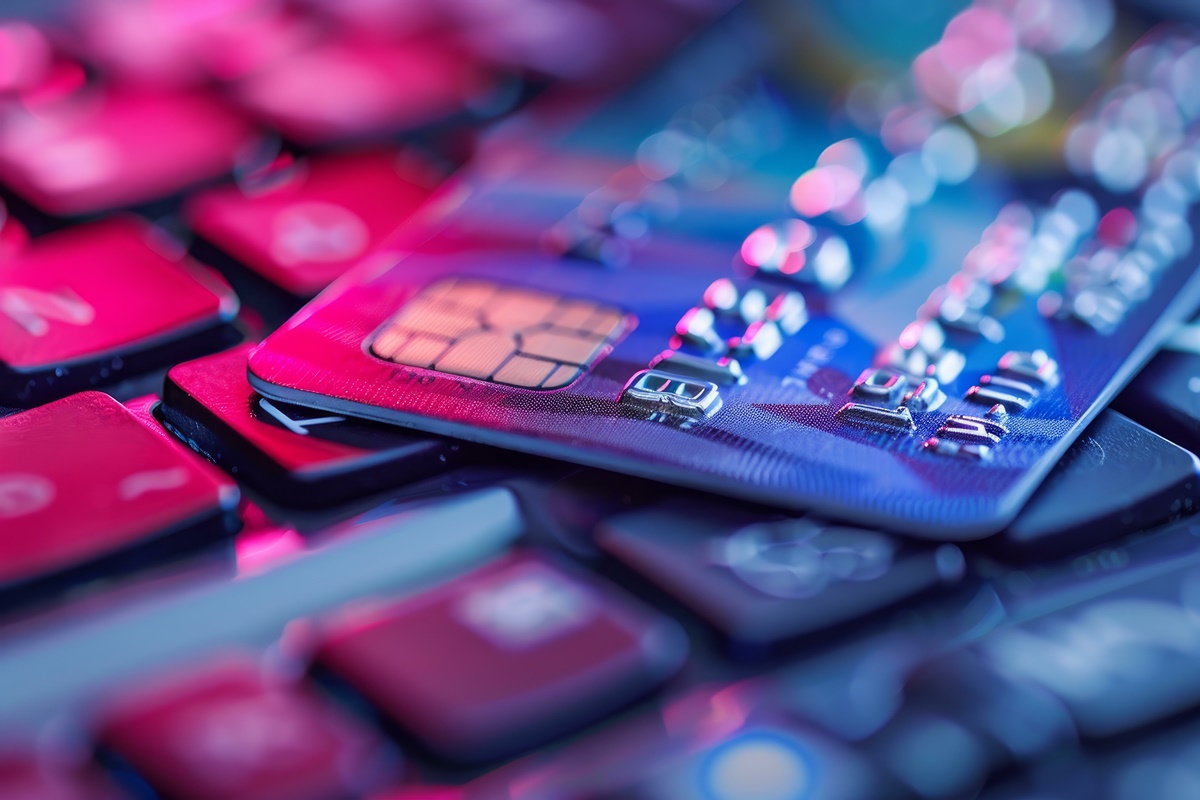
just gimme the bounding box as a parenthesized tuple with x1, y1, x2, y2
(0, 87, 259, 216)
(161, 344, 461, 507)
(0, 751, 126, 799)
(0, 391, 238, 606)
(317, 551, 688, 762)
(185, 150, 444, 296)
(232, 37, 490, 145)
(0, 216, 240, 407)
(98, 657, 398, 800)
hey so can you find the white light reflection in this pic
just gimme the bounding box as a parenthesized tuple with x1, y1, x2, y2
(863, 176, 909, 236)
(998, 0, 1114, 54)
(921, 125, 978, 185)
(1093, 129, 1148, 193)
(960, 51, 1053, 137)
(701, 732, 813, 800)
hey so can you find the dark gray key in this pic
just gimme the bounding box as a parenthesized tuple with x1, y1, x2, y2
(1116, 347, 1200, 455)
(989, 410, 1200, 562)
(943, 550, 1200, 740)
(596, 498, 966, 648)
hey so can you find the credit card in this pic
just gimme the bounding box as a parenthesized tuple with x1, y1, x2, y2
(248, 9, 1200, 539)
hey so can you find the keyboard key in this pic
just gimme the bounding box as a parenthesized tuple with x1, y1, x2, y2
(859, 706, 999, 800)
(99, 657, 399, 800)
(160, 344, 462, 508)
(317, 550, 688, 761)
(0, 22, 58, 98)
(905, 650, 1077, 769)
(0, 391, 238, 607)
(1115, 334, 1200, 457)
(593, 706, 903, 800)
(232, 37, 491, 145)
(940, 553, 1200, 740)
(0, 216, 240, 407)
(597, 498, 965, 648)
(989, 410, 1200, 562)
(0, 751, 126, 799)
(74, 0, 318, 86)
(0, 488, 520, 730)
(185, 150, 444, 296)
(0, 86, 258, 216)
(464, 683, 905, 800)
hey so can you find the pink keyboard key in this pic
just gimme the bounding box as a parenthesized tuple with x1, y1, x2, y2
(317, 551, 687, 762)
(0, 216, 239, 406)
(99, 657, 398, 800)
(185, 150, 444, 295)
(0, 391, 237, 602)
(0, 751, 126, 800)
(0, 87, 259, 216)
(0, 199, 28, 260)
(74, 0, 318, 86)
(232, 36, 490, 145)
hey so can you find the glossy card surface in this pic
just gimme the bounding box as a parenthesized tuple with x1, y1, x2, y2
(250, 9, 1200, 538)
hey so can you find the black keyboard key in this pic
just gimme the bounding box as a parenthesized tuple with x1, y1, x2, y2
(597, 498, 965, 649)
(1116, 341, 1200, 456)
(934, 551, 1200, 740)
(0, 216, 241, 407)
(160, 344, 463, 508)
(989, 410, 1200, 562)
(597, 709, 905, 800)
(905, 650, 1077, 768)
(465, 684, 907, 800)
(859, 705, 1000, 800)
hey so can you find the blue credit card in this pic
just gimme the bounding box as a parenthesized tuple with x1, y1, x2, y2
(247, 9, 1200, 539)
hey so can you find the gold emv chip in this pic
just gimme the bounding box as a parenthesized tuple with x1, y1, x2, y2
(369, 278, 629, 389)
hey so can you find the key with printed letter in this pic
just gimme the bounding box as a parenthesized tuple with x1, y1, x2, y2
(0, 216, 240, 407)
(185, 149, 446, 298)
(598, 498, 966, 649)
(0, 391, 239, 611)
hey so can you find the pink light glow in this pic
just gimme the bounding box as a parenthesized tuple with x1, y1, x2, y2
(235, 527, 305, 573)
(1096, 207, 1137, 247)
(913, 7, 1017, 115)
(740, 220, 814, 275)
(789, 165, 862, 218)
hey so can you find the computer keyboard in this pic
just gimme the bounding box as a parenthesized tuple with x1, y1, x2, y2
(5, 0, 1200, 798)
